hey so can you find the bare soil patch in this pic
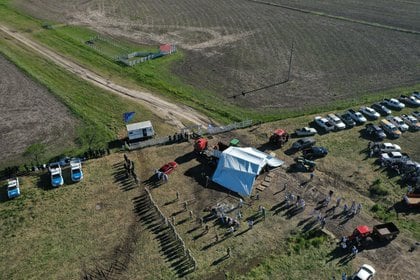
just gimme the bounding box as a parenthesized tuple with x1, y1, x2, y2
(13, 0, 420, 111)
(0, 54, 77, 167)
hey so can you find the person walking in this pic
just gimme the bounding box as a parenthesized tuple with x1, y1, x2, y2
(351, 245, 358, 257)
(310, 172, 315, 181)
(238, 198, 243, 208)
(356, 203, 362, 215)
(343, 204, 348, 214)
(320, 217, 326, 229)
(336, 197, 342, 208)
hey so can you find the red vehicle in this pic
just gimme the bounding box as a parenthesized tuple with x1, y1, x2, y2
(194, 138, 208, 153)
(269, 129, 289, 147)
(348, 223, 399, 246)
(159, 162, 178, 175)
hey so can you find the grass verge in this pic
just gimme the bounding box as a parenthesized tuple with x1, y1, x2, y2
(0, 25, 174, 166)
(232, 231, 349, 280)
(1, 0, 420, 124)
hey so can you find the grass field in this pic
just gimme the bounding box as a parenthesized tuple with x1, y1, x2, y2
(1, 105, 419, 278)
(0, 19, 176, 168)
(11, 0, 420, 114)
(0, 1, 418, 278)
(1, 0, 419, 124)
(0, 156, 140, 279)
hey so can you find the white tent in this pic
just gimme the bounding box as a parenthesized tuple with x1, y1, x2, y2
(212, 147, 283, 196)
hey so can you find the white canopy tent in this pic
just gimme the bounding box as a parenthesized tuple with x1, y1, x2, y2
(212, 147, 283, 196)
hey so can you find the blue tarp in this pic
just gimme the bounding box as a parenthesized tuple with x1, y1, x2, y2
(123, 112, 135, 123)
(212, 147, 283, 196)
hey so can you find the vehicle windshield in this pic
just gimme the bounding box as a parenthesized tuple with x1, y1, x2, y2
(8, 186, 17, 191)
(391, 126, 398, 132)
(52, 174, 61, 179)
(363, 267, 374, 274)
(73, 169, 81, 174)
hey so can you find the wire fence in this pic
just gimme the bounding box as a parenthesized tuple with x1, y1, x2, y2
(128, 120, 254, 151)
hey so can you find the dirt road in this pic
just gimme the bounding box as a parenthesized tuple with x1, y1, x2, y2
(0, 25, 212, 128)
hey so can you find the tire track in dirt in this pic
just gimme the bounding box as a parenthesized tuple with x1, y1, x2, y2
(0, 25, 212, 129)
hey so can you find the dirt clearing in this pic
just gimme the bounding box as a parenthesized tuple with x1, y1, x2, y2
(0, 54, 77, 168)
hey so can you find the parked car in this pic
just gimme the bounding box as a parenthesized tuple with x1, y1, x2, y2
(295, 127, 317, 137)
(399, 95, 420, 107)
(412, 91, 420, 99)
(413, 111, 420, 119)
(380, 151, 409, 164)
(380, 119, 401, 138)
(387, 116, 409, 132)
(326, 113, 346, 130)
(49, 162, 64, 187)
(340, 113, 356, 128)
(352, 264, 376, 280)
(291, 137, 316, 150)
(70, 159, 83, 182)
(302, 146, 328, 159)
(360, 106, 380, 119)
(371, 103, 392, 116)
(365, 124, 386, 140)
(401, 114, 420, 131)
(382, 98, 405, 110)
(378, 143, 401, 153)
(7, 178, 21, 199)
(347, 109, 367, 124)
(159, 161, 178, 175)
(314, 116, 335, 132)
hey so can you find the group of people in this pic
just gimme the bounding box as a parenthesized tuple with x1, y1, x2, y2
(145, 188, 197, 271)
(342, 200, 362, 217)
(123, 154, 138, 184)
(285, 193, 306, 210)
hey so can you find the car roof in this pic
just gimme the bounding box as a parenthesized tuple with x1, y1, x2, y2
(361, 264, 376, 274)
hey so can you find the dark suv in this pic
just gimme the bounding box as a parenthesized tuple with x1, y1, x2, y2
(340, 113, 356, 128)
(291, 137, 316, 150)
(302, 146, 328, 159)
(365, 123, 386, 140)
(372, 103, 391, 116)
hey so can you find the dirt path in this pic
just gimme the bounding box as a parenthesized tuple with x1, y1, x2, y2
(0, 25, 212, 128)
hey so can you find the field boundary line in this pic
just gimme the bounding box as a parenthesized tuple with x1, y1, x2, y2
(246, 0, 420, 35)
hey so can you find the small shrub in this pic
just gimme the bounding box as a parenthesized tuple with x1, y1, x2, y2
(370, 204, 396, 221)
(369, 184, 389, 197)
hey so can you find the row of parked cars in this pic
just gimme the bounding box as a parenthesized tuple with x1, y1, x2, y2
(49, 159, 84, 187)
(294, 92, 420, 137)
(368, 142, 419, 191)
